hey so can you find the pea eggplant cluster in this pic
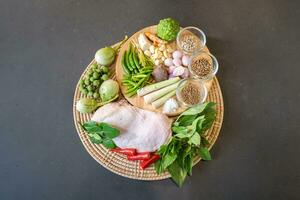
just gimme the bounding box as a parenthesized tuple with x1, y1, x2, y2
(79, 63, 110, 99)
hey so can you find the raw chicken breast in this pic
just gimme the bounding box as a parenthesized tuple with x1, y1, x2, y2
(91, 101, 172, 152)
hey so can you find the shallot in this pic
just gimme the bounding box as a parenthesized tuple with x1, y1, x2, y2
(182, 55, 190, 67)
(164, 58, 173, 67)
(173, 66, 185, 76)
(172, 50, 183, 59)
(173, 58, 182, 67)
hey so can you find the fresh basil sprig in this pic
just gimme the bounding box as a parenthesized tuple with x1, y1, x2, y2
(80, 121, 120, 149)
(155, 102, 216, 187)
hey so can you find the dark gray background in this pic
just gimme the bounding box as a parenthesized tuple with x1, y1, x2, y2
(1, 0, 299, 199)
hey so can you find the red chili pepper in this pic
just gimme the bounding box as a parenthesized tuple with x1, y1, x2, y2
(127, 152, 151, 161)
(140, 154, 160, 170)
(110, 148, 136, 156)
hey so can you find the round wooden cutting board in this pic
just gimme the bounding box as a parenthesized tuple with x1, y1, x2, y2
(115, 25, 212, 116)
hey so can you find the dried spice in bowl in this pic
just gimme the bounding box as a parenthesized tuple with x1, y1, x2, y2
(176, 78, 207, 107)
(180, 82, 201, 105)
(190, 55, 212, 77)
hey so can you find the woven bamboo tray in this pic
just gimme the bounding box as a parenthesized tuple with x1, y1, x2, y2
(73, 40, 224, 181)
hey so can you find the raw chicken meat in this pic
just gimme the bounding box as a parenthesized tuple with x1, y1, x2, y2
(91, 101, 172, 152)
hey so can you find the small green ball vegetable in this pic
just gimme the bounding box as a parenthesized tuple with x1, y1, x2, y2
(87, 69, 93, 75)
(101, 74, 109, 81)
(84, 79, 90, 85)
(87, 91, 94, 97)
(99, 79, 119, 102)
(92, 63, 98, 70)
(157, 18, 180, 42)
(82, 89, 88, 95)
(93, 80, 100, 86)
(89, 77, 94, 82)
(93, 72, 100, 79)
(79, 85, 85, 91)
(87, 85, 93, 91)
(93, 92, 99, 99)
(101, 66, 109, 73)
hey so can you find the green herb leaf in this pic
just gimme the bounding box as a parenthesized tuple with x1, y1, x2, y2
(168, 161, 187, 187)
(188, 132, 201, 146)
(102, 138, 116, 149)
(172, 126, 188, 135)
(176, 115, 197, 126)
(162, 152, 177, 169)
(199, 147, 212, 161)
(80, 121, 120, 149)
(179, 102, 211, 116)
(99, 122, 120, 138)
(88, 133, 102, 144)
(184, 154, 193, 176)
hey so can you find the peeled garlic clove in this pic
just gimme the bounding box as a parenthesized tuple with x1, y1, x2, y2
(149, 45, 155, 53)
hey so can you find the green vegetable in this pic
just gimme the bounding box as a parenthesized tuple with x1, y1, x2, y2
(144, 82, 179, 104)
(157, 18, 180, 42)
(76, 96, 119, 114)
(99, 79, 119, 102)
(121, 42, 153, 97)
(155, 102, 216, 187)
(95, 36, 128, 66)
(101, 74, 109, 81)
(93, 72, 100, 79)
(151, 90, 176, 109)
(76, 98, 99, 113)
(101, 66, 109, 73)
(137, 77, 180, 96)
(80, 121, 120, 149)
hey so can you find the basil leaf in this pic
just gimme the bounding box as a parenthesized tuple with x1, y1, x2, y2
(162, 152, 177, 170)
(187, 116, 205, 134)
(102, 138, 116, 149)
(179, 102, 213, 116)
(201, 137, 210, 147)
(184, 154, 193, 176)
(154, 158, 164, 174)
(188, 132, 201, 146)
(81, 121, 103, 133)
(100, 122, 120, 138)
(88, 133, 102, 144)
(199, 147, 212, 160)
(172, 126, 188, 135)
(168, 161, 187, 187)
(177, 115, 197, 126)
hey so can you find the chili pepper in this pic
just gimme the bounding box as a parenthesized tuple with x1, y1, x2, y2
(127, 152, 151, 161)
(110, 148, 136, 156)
(140, 154, 160, 170)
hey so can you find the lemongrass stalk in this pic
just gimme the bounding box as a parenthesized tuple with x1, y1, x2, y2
(144, 81, 179, 104)
(137, 77, 180, 96)
(152, 90, 176, 109)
